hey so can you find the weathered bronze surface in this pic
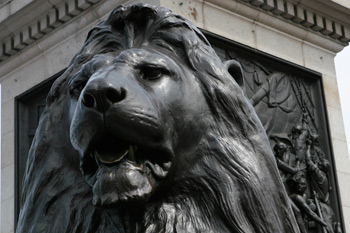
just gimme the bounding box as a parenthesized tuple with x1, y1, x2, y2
(17, 3, 309, 233)
(224, 47, 344, 233)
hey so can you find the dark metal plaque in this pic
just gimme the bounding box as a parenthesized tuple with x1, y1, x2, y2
(206, 32, 345, 233)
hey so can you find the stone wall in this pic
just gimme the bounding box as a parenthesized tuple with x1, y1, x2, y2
(1, 0, 349, 232)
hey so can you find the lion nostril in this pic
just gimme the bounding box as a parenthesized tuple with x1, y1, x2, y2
(83, 93, 95, 108)
(106, 88, 126, 103)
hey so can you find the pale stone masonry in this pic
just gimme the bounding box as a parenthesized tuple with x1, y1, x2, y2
(1, 0, 349, 232)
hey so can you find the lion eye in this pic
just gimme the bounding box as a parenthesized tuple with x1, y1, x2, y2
(69, 80, 87, 96)
(142, 67, 163, 80)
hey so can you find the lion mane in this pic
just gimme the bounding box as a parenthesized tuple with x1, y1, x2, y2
(17, 4, 299, 233)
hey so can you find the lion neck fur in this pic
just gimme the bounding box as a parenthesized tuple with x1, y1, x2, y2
(114, 122, 294, 233)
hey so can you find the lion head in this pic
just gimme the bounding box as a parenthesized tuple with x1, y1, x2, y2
(17, 4, 299, 233)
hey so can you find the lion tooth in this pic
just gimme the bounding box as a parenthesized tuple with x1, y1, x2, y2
(144, 161, 167, 178)
(94, 151, 101, 165)
(127, 145, 135, 162)
(153, 163, 166, 178)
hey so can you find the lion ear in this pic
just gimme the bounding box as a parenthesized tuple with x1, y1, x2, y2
(224, 60, 245, 92)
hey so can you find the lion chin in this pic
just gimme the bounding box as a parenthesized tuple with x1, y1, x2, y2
(92, 161, 153, 206)
(88, 133, 172, 206)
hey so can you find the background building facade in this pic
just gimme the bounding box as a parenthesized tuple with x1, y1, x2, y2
(1, 0, 349, 232)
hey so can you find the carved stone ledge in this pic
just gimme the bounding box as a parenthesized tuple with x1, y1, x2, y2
(0, 0, 102, 63)
(239, 0, 350, 45)
(1, 0, 349, 64)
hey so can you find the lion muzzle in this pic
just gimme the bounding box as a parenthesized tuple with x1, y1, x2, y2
(69, 63, 173, 206)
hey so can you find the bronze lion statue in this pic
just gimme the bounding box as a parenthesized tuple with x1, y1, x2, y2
(17, 4, 299, 233)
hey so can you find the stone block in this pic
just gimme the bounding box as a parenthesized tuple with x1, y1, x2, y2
(340, 26, 350, 43)
(327, 106, 346, 141)
(0, 3, 10, 22)
(281, 1, 294, 19)
(48, 8, 63, 28)
(292, 5, 304, 23)
(17, 56, 48, 91)
(1, 99, 14, 135)
(43, 34, 82, 77)
(332, 138, 350, 174)
(311, 14, 323, 31)
(255, 24, 303, 66)
(322, 74, 341, 109)
(261, 0, 274, 11)
(1, 129, 15, 169)
(9, 0, 34, 14)
(1, 55, 47, 103)
(30, 21, 44, 40)
(39, 15, 54, 34)
(68, 0, 83, 16)
(0, 43, 10, 61)
(4, 37, 17, 55)
(202, 4, 256, 49)
(250, 0, 264, 7)
(331, 22, 342, 39)
(301, 10, 313, 27)
(13, 31, 27, 50)
(86, 0, 125, 20)
(1, 163, 15, 201)
(337, 171, 350, 207)
(342, 205, 350, 233)
(77, 0, 92, 10)
(22, 26, 35, 44)
(162, 0, 204, 28)
(1, 196, 15, 233)
(302, 43, 336, 77)
(271, 0, 284, 15)
(58, 2, 72, 22)
(321, 18, 333, 36)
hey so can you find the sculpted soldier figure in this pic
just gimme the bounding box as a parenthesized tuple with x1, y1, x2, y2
(291, 112, 309, 169)
(271, 111, 342, 233)
(17, 4, 299, 233)
(289, 171, 328, 232)
(305, 135, 342, 233)
(273, 142, 299, 182)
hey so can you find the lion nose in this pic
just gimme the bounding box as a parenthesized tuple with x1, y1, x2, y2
(82, 81, 126, 112)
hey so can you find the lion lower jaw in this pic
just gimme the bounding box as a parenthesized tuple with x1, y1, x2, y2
(92, 161, 153, 206)
(91, 141, 172, 179)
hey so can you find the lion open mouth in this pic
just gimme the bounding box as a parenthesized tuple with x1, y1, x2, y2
(93, 136, 133, 164)
(85, 131, 172, 206)
(91, 132, 171, 179)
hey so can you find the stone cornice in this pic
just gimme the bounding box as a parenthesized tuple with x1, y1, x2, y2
(236, 0, 350, 45)
(0, 0, 102, 63)
(0, 0, 349, 64)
